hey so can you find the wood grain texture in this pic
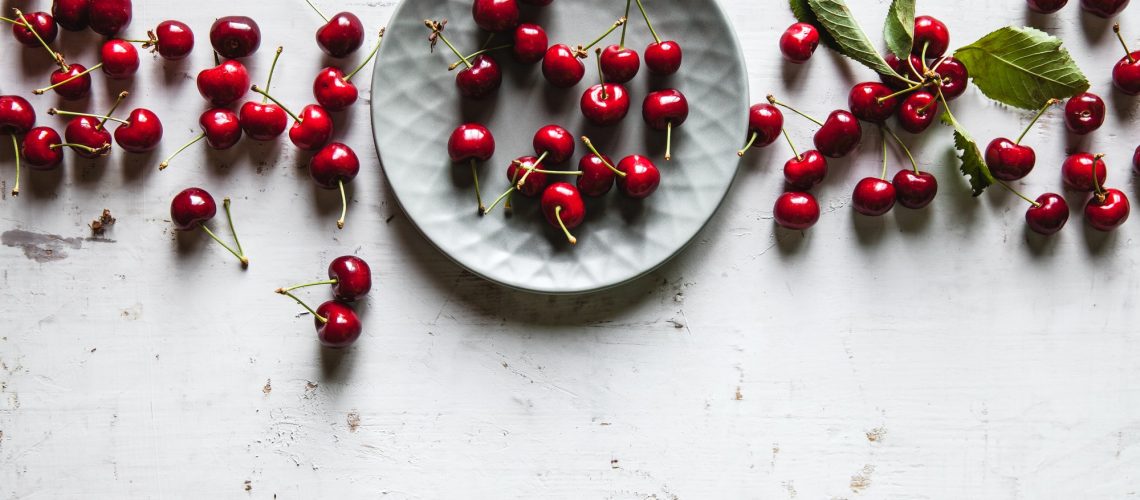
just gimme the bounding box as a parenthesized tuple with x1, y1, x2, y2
(1, 0, 1139, 498)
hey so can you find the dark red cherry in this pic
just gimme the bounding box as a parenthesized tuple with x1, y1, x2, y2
(210, 15, 261, 58)
(1027, 0, 1069, 13)
(154, 20, 194, 60)
(933, 57, 969, 100)
(1113, 25, 1140, 95)
(774, 191, 820, 230)
(779, 22, 819, 63)
(63, 116, 112, 159)
(309, 142, 360, 189)
(313, 67, 358, 112)
(239, 101, 287, 141)
(577, 152, 617, 197)
(882, 52, 925, 89)
(1062, 153, 1108, 191)
(328, 256, 372, 301)
(739, 103, 783, 155)
(1085, 188, 1130, 231)
(892, 170, 938, 209)
(1026, 193, 1070, 235)
(114, 108, 163, 153)
(985, 138, 1036, 181)
(600, 44, 640, 83)
(615, 155, 660, 199)
(11, 11, 58, 46)
(196, 60, 250, 106)
(201, 108, 242, 149)
(852, 177, 896, 216)
(448, 123, 495, 162)
(1080, 0, 1130, 17)
(783, 150, 828, 190)
(456, 54, 502, 99)
(814, 110, 862, 158)
(89, 0, 131, 36)
(848, 82, 899, 123)
(47, 64, 93, 101)
(542, 44, 585, 88)
(288, 105, 334, 152)
(581, 83, 630, 126)
(472, 0, 519, 32)
(533, 125, 575, 163)
(0, 95, 36, 135)
(912, 15, 949, 58)
(314, 301, 362, 348)
(540, 182, 585, 245)
(513, 23, 548, 64)
(316, 12, 364, 58)
(52, 0, 90, 31)
(22, 127, 64, 170)
(645, 40, 682, 75)
(171, 187, 217, 231)
(896, 91, 938, 133)
(507, 156, 549, 197)
(642, 90, 689, 160)
(101, 39, 139, 80)
(1064, 92, 1106, 135)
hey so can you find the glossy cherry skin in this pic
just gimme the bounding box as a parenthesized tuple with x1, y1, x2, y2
(774, 192, 820, 230)
(848, 82, 898, 123)
(1134, 145, 1140, 174)
(22, 127, 64, 170)
(643, 89, 689, 130)
(52, 0, 90, 31)
(210, 16, 260, 58)
(289, 105, 334, 152)
(542, 44, 585, 88)
(912, 15, 949, 58)
(985, 138, 1036, 181)
(540, 182, 586, 230)
(600, 44, 640, 83)
(1026, 193, 1070, 235)
(1113, 50, 1140, 95)
(101, 39, 139, 79)
(456, 55, 502, 99)
(89, 0, 131, 36)
(933, 57, 969, 100)
(645, 40, 682, 75)
(852, 177, 897, 216)
(581, 84, 630, 126)
(779, 23, 819, 63)
(171, 187, 217, 231)
(448, 124, 495, 162)
(897, 91, 938, 133)
(507, 156, 549, 197)
(64, 116, 112, 159)
(513, 23, 548, 64)
(196, 60, 250, 106)
(744, 103, 783, 150)
(313, 68, 358, 112)
(615, 155, 660, 199)
(238, 101, 287, 141)
(12, 12, 58, 46)
(316, 12, 364, 58)
(472, 0, 519, 32)
(784, 150, 828, 190)
(328, 256, 372, 301)
(200, 108, 242, 149)
(48, 64, 93, 100)
(892, 170, 938, 209)
(310, 143, 360, 189)
(0, 96, 36, 135)
(577, 153, 616, 197)
(814, 110, 862, 158)
(1062, 153, 1108, 191)
(1086, 189, 1130, 231)
(154, 20, 194, 60)
(315, 301, 362, 348)
(533, 125, 575, 163)
(1064, 92, 1106, 135)
(882, 52, 926, 89)
(1080, 0, 1131, 17)
(1028, 0, 1069, 12)
(114, 109, 163, 153)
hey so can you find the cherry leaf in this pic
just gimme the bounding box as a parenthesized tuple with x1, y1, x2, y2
(789, 0, 837, 49)
(883, 0, 914, 60)
(806, 0, 901, 78)
(940, 110, 994, 196)
(954, 26, 1090, 110)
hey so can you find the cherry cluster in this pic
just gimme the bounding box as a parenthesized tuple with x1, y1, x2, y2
(431, 0, 686, 245)
(276, 256, 372, 348)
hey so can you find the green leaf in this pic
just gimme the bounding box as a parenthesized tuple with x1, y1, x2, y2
(789, 0, 837, 49)
(939, 110, 994, 196)
(806, 0, 901, 78)
(953, 26, 1090, 110)
(883, 0, 914, 60)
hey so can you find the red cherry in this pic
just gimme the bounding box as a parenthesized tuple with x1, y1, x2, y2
(45, 64, 93, 101)
(0, 95, 36, 135)
(22, 127, 64, 170)
(1112, 24, 1140, 95)
(197, 60, 250, 106)
(313, 32, 382, 111)
(644, 40, 682, 75)
(153, 20, 194, 60)
(1028, 0, 1069, 12)
(210, 16, 261, 58)
(577, 151, 618, 197)
(114, 108, 162, 153)
(1064, 92, 1106, 135)
(643, 89, 688, 160)
(89, 0, 131, 36)
(52, 0, 90, 31)
(327, 256, 372, 301)
(738, 103, 784, 156)
(314, 301, 362, 348)
(779, 23, 819, 63)
(1026, 193, 1070, 235)
(814, 110, 862, 158)
(615, 154, 660, 199)
(581, 83, 630, 126)
(848, 82, 899, 123)
(542, 44, 584, 88)
(310, 143, 360, 229)
(239, 101, 287, 141)
(896, 91, 938, 133)
(852, 177, 897, 216)
(63, 116, 112, 159)
(783, 150, 828, 190)
(600, 44, 640, 83)
(449, 123, 495, 214)
(912, 15, 949, 58)
(892, 170, 938, 209)
(1080, 0, 1130, 17)
(985, 138, 1036, 181)
(932, 57, 969, 100)
(533, 125, 575, 163)
(882, 52, 925, 89)
(171, 187, 217, 231)
(456, 54, 502, 99)
(541, 182, 585, 245)
(11, 11, 58, 46)
(513, 23, 548, 64)
(288, 105, 334, 152)
(100, 39, 139, 79)
(507, 156, 550, 197)
(774, 192, 820, 230)
(1085, 188, 1130, 231)
(1062, 153, 1108, 191)
(472, 0, 519, 32)
(159, 108, 242, 170)
(315, 12, 364, 58)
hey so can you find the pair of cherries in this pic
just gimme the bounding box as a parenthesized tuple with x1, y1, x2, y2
(48, 91, 164, 155)
(51, 0, 131, 35)
(849, 129, 938, 218)
(277, 255, 373, 348)
(1060, 153, 1131, 232)
(1029, 0, 1131, 16)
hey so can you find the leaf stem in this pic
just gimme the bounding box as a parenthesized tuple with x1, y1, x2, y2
(595, 48, 608, 99)
(1016, 99, 1059, 145)
(767, 94, 823, 127)
(632, 0, 661, 44)
(347, 28, 386, 81)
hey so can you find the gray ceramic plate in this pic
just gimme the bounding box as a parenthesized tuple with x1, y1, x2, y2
(371, 0, 748, 294)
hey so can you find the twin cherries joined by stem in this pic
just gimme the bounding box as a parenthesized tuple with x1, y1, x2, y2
(767, 94, 862, 159)
(1, 94, 37, 196)
(171, 187, 250, 268)
(427, 19, 503, 99)
(48, 91, 163, 156)
(52, 0, 132, 36)
(314, 29, 386, 111)
(276, 255, 373, 348)
(1061, 153, 1131, 231)
(542, 17, 627, 88)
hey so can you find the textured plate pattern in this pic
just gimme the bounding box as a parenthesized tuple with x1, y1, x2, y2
(371, 0, 748, 294)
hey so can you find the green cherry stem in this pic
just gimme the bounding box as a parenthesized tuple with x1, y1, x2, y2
(1115, 24, 1135, 64)
(879, 131, 889, 180)
(346, 28, 386, 81)
(555, 205, 578, 245)
(261, 46, 283, 104)
(222, 197, 249, 267)
(304, 0, 330, 22)
(51, 142, 108, 154)
(581, 136, 625, 176)
(882, 125, 919, 174)
(47, 109, 129, 126)
(877, 82, 926, 103)
(472, 159, 486, 216)
(484, 184, 515, 215)
(32, 63, 102, 94)
(276, 279, 338, 294)
(665, 122, 674, 161)
(159, 133, 204, 170)
(595, 48, 609, 100)
(337, 179, 348, 230)
(98, 91, 129, 130)
(737, 132, 759, 157)
(619, 0, 632, 47)
(426, 20, 472, 70)
(515, 151, 549, 189)
(1016, 98, 1060, 145)
(633, 0, 661, 44)
(278, 290, 328, 323)
(576, 17, 626, 57)
(10, 134, 20, 196)
(14, 9, 66, 70)
(767, 94, 824, 127)
(200, 224, 248, 268)
(996, 180, 1041, 207)
(251, 85, 300, 122)
(448, 44, 511, 70)
(1091, 153, 1107, 199)
(781, 127, 802, 162)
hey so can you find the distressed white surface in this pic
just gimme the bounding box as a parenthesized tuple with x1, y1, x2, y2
(2, 0, 1139, 498)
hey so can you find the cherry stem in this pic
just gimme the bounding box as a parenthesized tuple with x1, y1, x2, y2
(346, 28, 386, 81)
(515, 151, 548, 189)
(595, 48, 608, 100)
(213, 50, 220, 66)
(448, 44, 510, 71)
(767, 94, 824, 127)
(882, 125, 918, 174)
(555, 205, 578, 245)
(223, 197, 248, 267)
(10, 134, 20, 197)
(996, 180, 1039, 207)
(471, 159, 485, 216)
(920, 42, 930, 72)
(780, 127, 801, 161)
(916, 97, 937, 115)
(100, 91, 129, 130)
(158, 133, 205, 170)
(879, 132, 889, 180)
(928, 56, 948, 75)
(665, 121, 673, 161)
(581, 136, 625, 176)
(736, 132, 758, 157)
(1091, 154, 1107, 198)
(33, 63, 100, 94)
(276, 279, 338, 294)
(1016, 99, 1059, 145)
(262, 47, 283, 104)
(619, 0, 632, 47)
(52, 142, 108, 154)
(200, 224, 248, 268)
(633, 0, 661, 44)
(14, 9, 67, 70)
(337, 179, 348, 230)
(304, 0, 329, 23)
(251, 85, 301, 123)
(578, 18, 626, 56)
(878, 83, 924, 103)
(484, 185, 515, 215)
(1115, 24, 1135, 64)
(278, 290, 327, 323)
(48, 109, 129, 126)
(426, 20, 472, 70)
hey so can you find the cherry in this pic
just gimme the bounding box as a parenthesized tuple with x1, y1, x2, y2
(541, 182, 585, 245)
(576, 137, 623, 197)
(634, 0, 681, 75)
(305, 1, 364, 58)
(40, 64, 93, 101)
(1086, 189, 1130, 231)
(892, 170, 938, 209)
(310, 143, 360, 229)
(849, 82, 900, 123)
(852, 178, 896, 216)
(912, 15, 949, 58)
(241, 47, 288, 141)
(643, 89, 688, 160)
(151, 20, 194, 60)
(815, 110, 862, 158)
(50, 92, 127, 159)
(210, 16, 260, 58)
(197, 59, 250, 106)
(542, 44, 584, 88)
(784, 150, 828, 190)
(932, 57, 969, 100)
(738, 103, 784, 157)
(507, 156, 550, 197)
(89, 0, 131, 36)
(10, 11, 58, 46)
(1064, 92, 1105, 135)
(172, 188, 249, 267)
(1028, 0, 1069, 12)
(159, 108, 242, 170)
(472, 0, 519, 33)
(779, 23, 819, 63)
(52, 0, 90, 31)
(616, 154, 660, 199)
(22, 127, 65, 170)
(1062, 153, 1108, 191)
(600, 45, 640, 84)
(448, 123, 495, 215)
(581, 49, 630, 126)
(533, 124, 575, 163)
(0, 95, 36, 135)
(276, 255, 373, 304)
(426, 21, 502, 98)
(313, 30, 382, 111)
(1080, 0, 1131, 17)
(774, 192, 820, 230)
(114, 108, 162, 153)
(1025, 193, 1070, 235)
(100, 39, 140, 79)
(984, 99, 1057, 181)
(513, 24, 548, 64)
(1112, 24, 1140, 95)
(895, 91, 938, 134)
(249, 86, 334, 151)
(314, 301, 362, 348)
(882, 52, 925, 89)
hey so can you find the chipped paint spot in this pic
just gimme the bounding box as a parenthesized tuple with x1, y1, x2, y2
(866, 427, 886, 442)
(850, 464, 875, 492)
(347, 411, 361, 432)
(2, 230, 83, 262)
(262, 379, 272, 396)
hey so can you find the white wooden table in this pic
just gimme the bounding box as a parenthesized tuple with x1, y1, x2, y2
(2, 0, 1139, 497)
